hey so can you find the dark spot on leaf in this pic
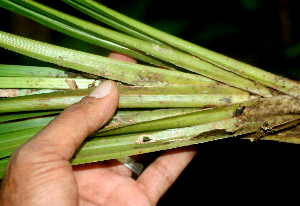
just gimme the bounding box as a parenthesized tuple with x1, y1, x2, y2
(142, 136, 151, 142)
(233, 106, 245, 117)
(219, 97, 231, 103)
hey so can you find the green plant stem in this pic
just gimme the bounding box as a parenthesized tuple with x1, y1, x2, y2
(0, 77, 101, 89)
(0, 116, 55, 135)
(0, 0, 177, 69)
(1, 1, 273, 96)
(0, 108, 199, 159)
(0, 31, 213, 86)
(0, 65, 70, 77)
(0, 85, 251, 113)
(0, 127, 45, 159)
(0, 110, 60, 123)
(62, 0, 160, 44)
(98, 108, 201, 133)
(73, 115, 300, 165)
(0, 158, 9, 179)
(94, 105, 241, 137)
(0, 89, 60, 97)
(72, 0, 300, 97)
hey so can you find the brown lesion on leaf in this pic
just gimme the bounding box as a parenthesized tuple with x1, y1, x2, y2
(219, 97, 232, 104)
(65, 79, 79, 90)
(136, 134, 157, 144)
(192, 129, 228, 140)
(137, 70, 164, 84)
(0, 89, 19, 97)
(152, 44, 174, 54)
(103, 122, 121, 129)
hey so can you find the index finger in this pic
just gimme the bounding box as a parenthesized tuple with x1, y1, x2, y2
(137, 146, 197, 205)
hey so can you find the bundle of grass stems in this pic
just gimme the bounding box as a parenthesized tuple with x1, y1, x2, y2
(1, 0, 300, 178)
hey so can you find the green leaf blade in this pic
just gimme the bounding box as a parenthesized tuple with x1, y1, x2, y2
(73, 0, 300, 97)
(0, 110, 60, 123)
(0, 65, 68, 77)
(0, 127, 44, 159)
(0, 77, 102, 89)
(0, 31, 214, 87)
(0, 0, 175, 69)
(0, 116, 54, 135)
(0, 85, 251, 113)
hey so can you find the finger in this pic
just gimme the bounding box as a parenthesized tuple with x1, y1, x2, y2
(108, 51, 138, 63)
(27, 80, 119, 160)
(137, 146, 197, 205)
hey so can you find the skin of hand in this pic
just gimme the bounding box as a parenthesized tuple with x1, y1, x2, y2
(0, 52, 197, 206)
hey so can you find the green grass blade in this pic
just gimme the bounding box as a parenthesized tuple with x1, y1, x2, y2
(0, 109, 197, 158)
(74, 114, 300, 166)
(62, 0, 160, 44)
(1, 1, 273, 96)
(98, 108, 201, 133)
(65, 0, 168, 44)
(118, 85, 251, 108)
(0, 0, 174, 69)
(0, 77, 101, 89)
(0, 111, 60, 123)
(96, 94, 300, 137)
(0, 31, 213, 86)
(53, 1, 274, 97)
(0, 65, 69, 77)
(0, 116, 54, 135)
(0, 85, 251, 113)
(99, 94, 300, 137)
(0, 89, 85, 113)
(0, 127, 44, 159)
(71, 117, 240, 165)
(73, 0, 300, 97)
(94, 105, 240, 137)
(0, 158, 9, 179)
(182, 44, 300, 97)
(0, 89, 60, 97)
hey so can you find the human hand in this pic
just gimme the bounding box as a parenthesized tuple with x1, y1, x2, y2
(0, 53, 197, 206)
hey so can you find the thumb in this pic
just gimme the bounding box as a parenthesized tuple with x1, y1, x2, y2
(28, 80, 119, 160)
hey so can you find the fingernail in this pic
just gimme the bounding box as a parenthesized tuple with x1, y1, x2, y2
(89, 81, 112, 98)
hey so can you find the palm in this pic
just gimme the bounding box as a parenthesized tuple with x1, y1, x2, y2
(73, 147, 196, 206)
(74, 159, 150, 205)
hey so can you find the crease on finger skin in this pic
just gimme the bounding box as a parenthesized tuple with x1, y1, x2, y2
(78, 196, 99, 206)
(137, 147, 197, 205)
